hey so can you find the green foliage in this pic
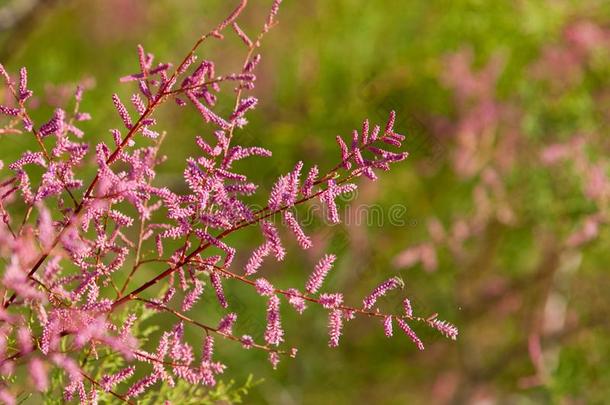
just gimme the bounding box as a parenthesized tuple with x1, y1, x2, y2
(138, 375, 261, 405)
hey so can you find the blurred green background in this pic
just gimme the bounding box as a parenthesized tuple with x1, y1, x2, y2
(2, 0, 610, 403)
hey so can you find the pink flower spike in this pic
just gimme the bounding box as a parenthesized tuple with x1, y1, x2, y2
(18, 67, 32, 101)
(202, 335, 215, 362)
(383, 316, 393, 337)
(264, 295, 284, 346)
(283, 211, 312, 249)
(429, 318, 458, 340)
(302, 165, 318, 197)
(396, 318, 424, 351)
(210, 272, 228, 308)
(371, 124, 381, 141)
(230, 96, 258, 120)
(351, 129, 359, 150)
(261, 221, 285, 261)
(305, 254, 336, 294)
(112, 94, 133, 129)
(186, 91, 231, 130)
(328, 309, 343, 347)
(362, 276, 404, 310)
(134, 44, 147, 75)
(403, 298, 413, 318)
(336, 135, 352, 169)
(321, 181, 340, 224)
(217, 313, 237, 334)
(362, 119, 370, 144)
(181, 280, 204, 311)
(232, 22, 253, 47)
(385, 110, 396, 135)
(126, 375, 158, 399)
(100, 366, 135, 392)
(245, 243, 271, 276)
(268, 351, 280, 369)
(0, 105, 21, 116)
(264, 0, 283, 32)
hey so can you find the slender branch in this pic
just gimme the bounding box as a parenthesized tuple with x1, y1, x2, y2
(135, 297, 288, 355)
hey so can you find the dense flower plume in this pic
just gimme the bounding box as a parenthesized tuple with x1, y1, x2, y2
(0, 1, 456, 403)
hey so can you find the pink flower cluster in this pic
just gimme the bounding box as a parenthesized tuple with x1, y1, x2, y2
(0, 1, 456, 402)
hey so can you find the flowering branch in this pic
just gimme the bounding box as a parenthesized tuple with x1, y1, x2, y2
(0, 0, 457, 402)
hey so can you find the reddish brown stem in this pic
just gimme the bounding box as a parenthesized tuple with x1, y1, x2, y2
(135, 297, 287, 354)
